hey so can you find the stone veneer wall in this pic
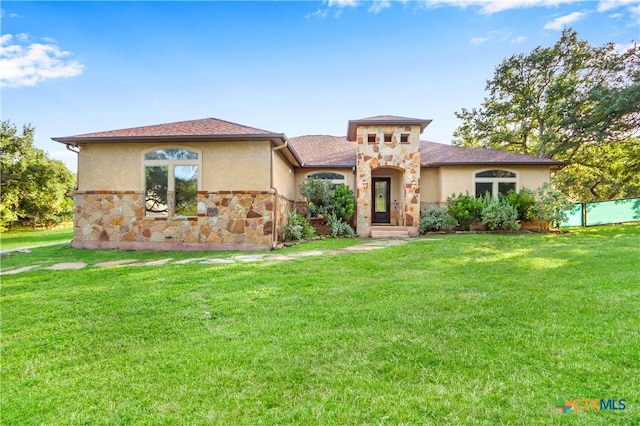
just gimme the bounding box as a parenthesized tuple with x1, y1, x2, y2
(73, 190, 293, 251)
(355, 125, 421, 236)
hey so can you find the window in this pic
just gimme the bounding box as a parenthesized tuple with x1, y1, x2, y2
(367, 134, 377, 144)
(400, 133, 409, 143)
(307, 172, 346, 187)
(474, 169, 517, 198)
(384, 133, 392, 143)
(144, 148, 200, 217)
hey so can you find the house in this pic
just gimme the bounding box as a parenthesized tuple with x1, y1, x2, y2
(53, 115, 562, 250)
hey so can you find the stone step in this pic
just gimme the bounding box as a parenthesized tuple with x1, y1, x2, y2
(370, 226, 410, 239)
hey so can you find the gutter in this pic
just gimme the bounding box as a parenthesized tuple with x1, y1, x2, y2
(270, 140, 290, 249)
(65, 143, 80, 190)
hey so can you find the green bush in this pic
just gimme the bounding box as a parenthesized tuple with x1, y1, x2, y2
(481, 197, 520, 231)
(331, 184, 355, 222)
(447, 193, 483, 231)
(283, 211, 316, 241)
(533, 182, 574, 228)
(419, 207, 457, 233)
(505, 188, 536, 221)
(299, 178, 333, 218)
(327, 214, 356, 238)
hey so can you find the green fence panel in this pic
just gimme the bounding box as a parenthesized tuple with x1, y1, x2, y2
(561, 204, 584, 227)
(585, 198, 640, 226)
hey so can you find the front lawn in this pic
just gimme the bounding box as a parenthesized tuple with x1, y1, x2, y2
(1, 225, 638, 424)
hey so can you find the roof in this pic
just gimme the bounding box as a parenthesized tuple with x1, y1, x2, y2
(419, 141, 565, 167)
(347, 115, 432, 141)
(288, 135, 355, 167)
(52, 117, 301, 167)
(288, 135, 564, 168)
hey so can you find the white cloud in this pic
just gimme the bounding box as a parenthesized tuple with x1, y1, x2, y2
(543, 11, 586, 29)
(422, 0, 583, 15)
(512, 35, 527, 44)
(306, 9, 329, 18)
(471, 36, 490, 45)
(597, 0, 640, 12)
(0, 33, 83, 88)
(328, 0, 358, 7)
(369, 0, 392, 13)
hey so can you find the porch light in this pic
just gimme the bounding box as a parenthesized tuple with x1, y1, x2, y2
(362, 179, 368, 189)
(411, 179, 417, 186)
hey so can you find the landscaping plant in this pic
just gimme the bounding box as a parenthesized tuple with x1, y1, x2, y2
(418, 206, 457, 233)
(299, 178, 333, 218)
(282, 211, 315, 241)
(327, 213, 356, 238)
(446, 192, 483, 231)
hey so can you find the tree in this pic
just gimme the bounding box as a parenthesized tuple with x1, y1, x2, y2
(1, 121, 76, 229)
(453, 28, 640, 201)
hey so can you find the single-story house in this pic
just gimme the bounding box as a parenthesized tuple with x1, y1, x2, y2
(53, 115, 563, 250)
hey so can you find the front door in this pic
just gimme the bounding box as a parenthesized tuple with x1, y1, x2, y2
(372, 177, 391, 223)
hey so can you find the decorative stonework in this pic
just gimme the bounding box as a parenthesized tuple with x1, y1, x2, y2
(73, 190, 294, 251)
(355, 125, 421, 236)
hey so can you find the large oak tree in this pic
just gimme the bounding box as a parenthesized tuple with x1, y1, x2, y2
(453, 28, 639, 201)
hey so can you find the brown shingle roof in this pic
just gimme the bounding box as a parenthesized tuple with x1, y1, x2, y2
(288, 135, 355, 167)
(53, 117, 277, 140)
(347, 115, 432, 141)
(288, 135, 564, 168)
(419, 141, 564, 166)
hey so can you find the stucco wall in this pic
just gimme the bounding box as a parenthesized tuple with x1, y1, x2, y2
(431, 165, 552, 202)
(77, 140, 272, 192)
(420, 168, 441, 204)
(272, 150, 296, 200)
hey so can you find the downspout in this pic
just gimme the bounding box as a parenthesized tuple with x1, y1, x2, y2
(65, 144, 80, 190)
(270, 140, 289, 249)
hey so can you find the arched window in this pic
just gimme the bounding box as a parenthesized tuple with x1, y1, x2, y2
(474, 169, 517, 198)
(306, 172, 346, 187)
(144, 148, 200, 217)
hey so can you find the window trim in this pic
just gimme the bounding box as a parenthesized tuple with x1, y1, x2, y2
(142, 147, 202, 218)
(473, 168, 518, 198)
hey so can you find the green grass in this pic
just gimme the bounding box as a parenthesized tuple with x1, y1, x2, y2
(0, 223, 73, 251)
(2, 225, 639, 424)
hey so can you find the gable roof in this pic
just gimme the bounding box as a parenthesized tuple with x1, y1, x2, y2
(287, 135, 564, 168)
(52, 117, 301, 167)
(347, 115, 432, 141)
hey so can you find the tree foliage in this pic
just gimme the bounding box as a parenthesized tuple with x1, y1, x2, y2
(453, 28, 640, 201)
(1, 121, 76, 229)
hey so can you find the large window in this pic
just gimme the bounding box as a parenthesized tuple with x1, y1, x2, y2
(474, 170, 517, 198)
(144, 148, 200, 217)
(306, 172, 346, 187)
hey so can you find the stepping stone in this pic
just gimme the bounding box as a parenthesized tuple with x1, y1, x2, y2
(0, 266, 36, 275)
(200, 258, 235, 264)
(130, 258, 173, 266)
(343, 245, 384, 251)
(234, 254, 267, 262)
(289, 250, 324, 257)
(264, 254, 294, 261)
(47, 262, 87, 270)
(94, 259, 138, 267)
(173, 258, 204, 264)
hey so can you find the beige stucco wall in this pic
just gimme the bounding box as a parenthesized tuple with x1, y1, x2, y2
(423, 165, 552, 203)
(77, 140, 272, 192)
(293, 168, 355, 200)
(272, 150, 295, 200)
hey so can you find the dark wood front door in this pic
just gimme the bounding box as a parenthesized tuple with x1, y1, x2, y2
(372, 178, 391, 223)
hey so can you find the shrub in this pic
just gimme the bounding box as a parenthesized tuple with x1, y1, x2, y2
(481, 197, 521, 231)
(447, 193, 483, 231)
(331, 184, 355, 222)
(419, 207, 457, 233)
(299, 178, 333, 218)
(327, 214, 356, 238)
(283, 211, 316, 241)
(505, 188, 536, 221)
(533, 182, 574, 228)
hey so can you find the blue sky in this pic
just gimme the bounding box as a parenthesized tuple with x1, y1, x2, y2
(2, 1, 639, 172)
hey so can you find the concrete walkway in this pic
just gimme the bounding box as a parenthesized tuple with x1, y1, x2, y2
(0, 239, 416, 276)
